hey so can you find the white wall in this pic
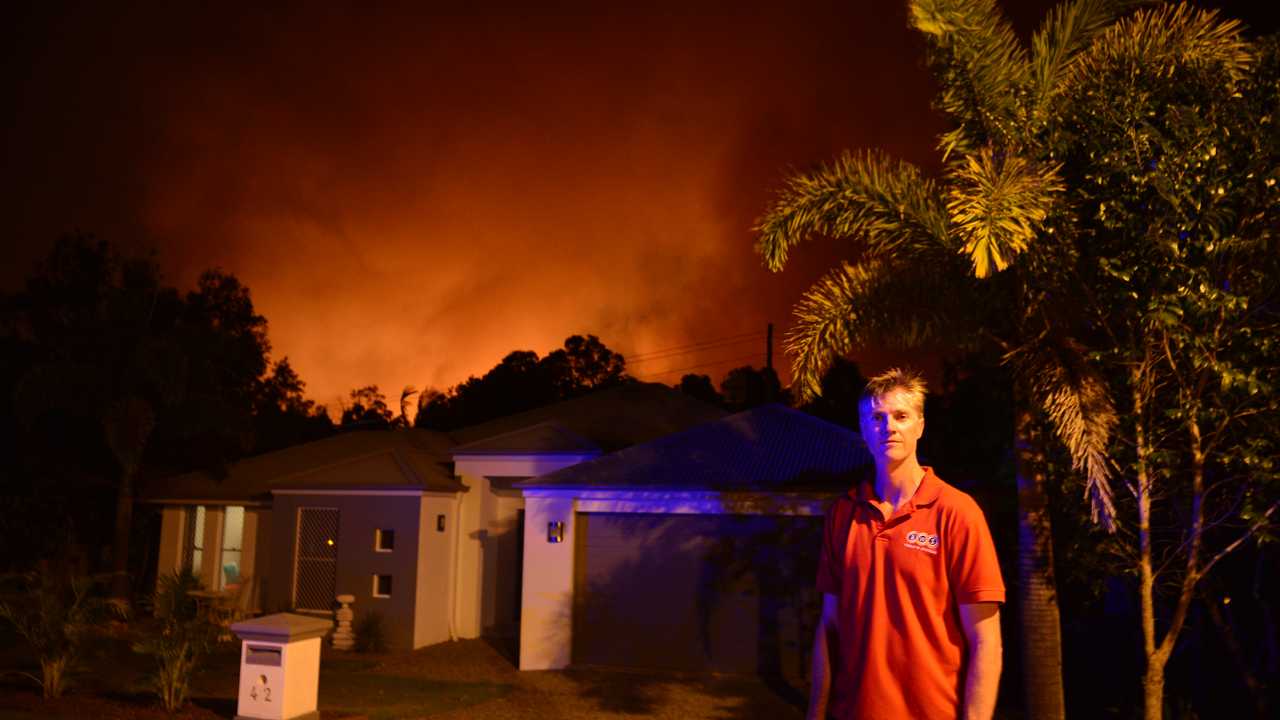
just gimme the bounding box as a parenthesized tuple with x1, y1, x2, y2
(452, 453, 595, 640)
(414, 493, 457, 648)
(518, 494, 577, 670)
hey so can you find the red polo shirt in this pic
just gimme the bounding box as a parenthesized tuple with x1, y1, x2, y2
(817, 467, 1005, 720)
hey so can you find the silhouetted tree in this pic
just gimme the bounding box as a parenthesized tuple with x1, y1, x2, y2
(4, 236, 323, 597)
(415, 334, 631, 431)
(340, 385, 393, 428)
(676, 373, 723, 407)
(252, 358, 334, 452)
(719, 365, 783, 412)
(796, 357, 868, 431)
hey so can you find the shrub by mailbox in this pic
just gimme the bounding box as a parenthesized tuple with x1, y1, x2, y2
(230, 613, 332, 720)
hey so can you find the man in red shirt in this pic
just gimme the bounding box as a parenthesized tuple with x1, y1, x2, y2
(809, 368, 1004, 720)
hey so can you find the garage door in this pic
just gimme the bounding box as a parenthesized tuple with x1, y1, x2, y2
(573, 512, 822, 674)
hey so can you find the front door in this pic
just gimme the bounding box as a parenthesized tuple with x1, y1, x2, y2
(293, 507, 339, 612)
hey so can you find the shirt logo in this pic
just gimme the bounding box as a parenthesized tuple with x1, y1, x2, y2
(905, 530, 940, 555)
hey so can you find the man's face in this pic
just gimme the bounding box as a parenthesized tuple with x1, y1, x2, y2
(858, 389, 925, 466)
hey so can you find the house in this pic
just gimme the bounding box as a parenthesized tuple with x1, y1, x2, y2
(142, 383, 869, 671)
(516, 403, 869, 674)
(141, 382, 727, 651)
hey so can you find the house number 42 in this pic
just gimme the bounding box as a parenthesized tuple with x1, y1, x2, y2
(251, 675, 272, 702)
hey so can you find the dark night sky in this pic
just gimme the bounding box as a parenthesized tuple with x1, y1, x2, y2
(4, 1, 1277, 408)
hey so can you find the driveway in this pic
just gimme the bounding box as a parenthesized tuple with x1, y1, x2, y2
(363, 639, 809, 720)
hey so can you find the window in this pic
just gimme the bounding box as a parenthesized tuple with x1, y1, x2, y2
(372, 574, 392, 598)
(182, 506, 206, 575)
(220, 506, 245, 589)
(375, 528, 395, 552)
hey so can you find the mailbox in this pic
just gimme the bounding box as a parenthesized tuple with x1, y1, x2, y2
(230, 613, 333, 720)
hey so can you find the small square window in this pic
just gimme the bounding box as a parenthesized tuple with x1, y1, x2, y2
(373, 574, 392, 598)
(375, 528, 395, 552)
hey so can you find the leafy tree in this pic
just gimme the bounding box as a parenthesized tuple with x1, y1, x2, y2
(415, 334, 631, 431)
(12, 237, 189, 601)
(1042, 12, 1280, 717)
(675, 373, 723, 407)
(340, 385, 394, 428)
(543, 334, 626, 395)
(719, 365, 784, 411)
(795, 357, 868, 431)
(5, 237, 322, 600)
(761, 2, 1277, 716)
(754, 2, 1141, 714)
(252, 358, 334, 452)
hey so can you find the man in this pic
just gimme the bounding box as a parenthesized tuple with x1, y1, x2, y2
(809, 368, 1004, 720)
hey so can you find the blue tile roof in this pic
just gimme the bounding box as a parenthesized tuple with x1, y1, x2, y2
(520, 404, 870, 492)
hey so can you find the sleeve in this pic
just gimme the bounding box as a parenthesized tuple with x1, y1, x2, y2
(816, 500, 845, 595)
(945, 497, 1006, 605)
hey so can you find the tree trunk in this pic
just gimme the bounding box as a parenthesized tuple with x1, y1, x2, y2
(1132, 372, 1163, 720)
(1142, 660, 1165, 720)
(110, 471, 134, 602)
(1014, 409, 1067, 720)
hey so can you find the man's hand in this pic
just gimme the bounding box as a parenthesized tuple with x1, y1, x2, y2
(959, 601, 1002, 720)
(807, 593, 839, 720)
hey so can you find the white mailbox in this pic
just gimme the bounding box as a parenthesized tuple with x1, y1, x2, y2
(230, 613, 333, 720)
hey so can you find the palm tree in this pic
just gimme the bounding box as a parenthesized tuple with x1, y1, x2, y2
(756, 2, 1134, 717)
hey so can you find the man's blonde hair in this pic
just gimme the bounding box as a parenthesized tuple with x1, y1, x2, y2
(861, 367, 927, 416)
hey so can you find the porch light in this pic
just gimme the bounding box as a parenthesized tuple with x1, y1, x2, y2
(547, 521, 564, 543)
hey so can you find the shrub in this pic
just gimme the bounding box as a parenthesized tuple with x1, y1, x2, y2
(354, 610, 388, 653)
(131, 569, 218, 712)
(0, 570, 124, 699)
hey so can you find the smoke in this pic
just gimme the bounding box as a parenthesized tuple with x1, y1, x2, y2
(4, 0, 945, 404)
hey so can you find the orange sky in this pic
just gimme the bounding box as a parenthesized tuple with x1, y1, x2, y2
(5, 1, 1275, 410)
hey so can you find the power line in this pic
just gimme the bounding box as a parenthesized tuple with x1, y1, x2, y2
(626, 331, 765, 361)
(625, 332, 766, 365)
(633, 352, 762, 379)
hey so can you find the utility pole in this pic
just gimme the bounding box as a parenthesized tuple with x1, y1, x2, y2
(766, 322, 773, 371)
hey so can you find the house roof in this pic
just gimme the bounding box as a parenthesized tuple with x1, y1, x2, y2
(519, 404, 870, 492)
(142, 382, 726, 503)
(452, 421, 599, 455)
(448, 382, 727, 452)
(141, 428, 462, 503)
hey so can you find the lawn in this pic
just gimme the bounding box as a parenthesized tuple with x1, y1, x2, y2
(0, 622, 806, 720)
(0, 625, 511, 720)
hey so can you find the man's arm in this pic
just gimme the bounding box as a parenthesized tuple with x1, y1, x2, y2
(807, 592, 839, 720)
(958, 601, 1002, 720)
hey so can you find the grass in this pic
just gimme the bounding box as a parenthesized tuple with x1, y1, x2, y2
(0, 625, 512, 719)
(319, 675, 510, 720)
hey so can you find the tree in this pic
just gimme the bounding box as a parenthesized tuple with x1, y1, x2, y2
(252, 358, 334, 453)
(340, 385, 394, 428)
(755, 2, 1139, 716)
(719, 365, 784, 411)
(543, 334, 627, 395)
(415, 334, 631, 431)
(6, 237, 318, 601)
(675, 373, 723, 407)
(1043, 12, 1280, 717)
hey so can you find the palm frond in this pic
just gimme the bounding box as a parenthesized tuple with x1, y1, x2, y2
(909, 0, 1029, 155)
(786, 257, 980, 400)
(1009, 335, 1119, 530)
(947, 146, 1065, 277)
(754, 151, 951, 272)
(1068, 2, 1253, 89)
(1028, 0, 1147, 122)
